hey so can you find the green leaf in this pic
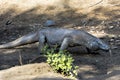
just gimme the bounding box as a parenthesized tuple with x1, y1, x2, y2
(43, 46, 78, 78)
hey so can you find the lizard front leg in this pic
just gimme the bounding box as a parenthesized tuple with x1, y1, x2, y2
(59, 37, 71, 51)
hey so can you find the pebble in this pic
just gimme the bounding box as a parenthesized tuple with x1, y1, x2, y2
(116, 40, 120, 42)
(107, 71, 112, 74)
(109, 26, 114, 29)
(110, 39, 114, 42)
(95, 60, 98, 62)
(108, 34, 117, 38)
(44, 20, 56, 27)
(111, 46, 118, 49)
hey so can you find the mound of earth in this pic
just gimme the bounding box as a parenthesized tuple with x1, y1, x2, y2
(0, 63, 69, 80)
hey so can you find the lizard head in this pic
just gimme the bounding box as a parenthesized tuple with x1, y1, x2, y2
(97, 39, 110, 51)
(87, 39, 110, 52)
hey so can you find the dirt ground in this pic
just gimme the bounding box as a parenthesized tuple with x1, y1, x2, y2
(0, 0, 120, 80)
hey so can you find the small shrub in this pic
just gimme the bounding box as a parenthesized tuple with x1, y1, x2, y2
(42, 45, 78, 78)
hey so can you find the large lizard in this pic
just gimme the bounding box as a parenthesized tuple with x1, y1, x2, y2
(0, 28, 109, 53)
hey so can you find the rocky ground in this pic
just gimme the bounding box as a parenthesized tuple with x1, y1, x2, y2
(0, 0, 120, 80)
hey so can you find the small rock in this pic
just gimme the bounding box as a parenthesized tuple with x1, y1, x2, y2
(116, 40, 120, 42)
(110, 39, 114, 42)
(108, 34, 116, 38)
(109, 26, 114, 29)
(107, 71, 112, 74)
(44, 20, 56, 27)
(77, 26, 81, 29)
(95, 60, 98, 62)
(111, 46, 118, 49)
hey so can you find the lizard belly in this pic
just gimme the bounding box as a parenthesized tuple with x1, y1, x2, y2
(46, 36, 63, 45)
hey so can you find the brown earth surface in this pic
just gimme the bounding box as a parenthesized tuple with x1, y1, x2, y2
(0, 0, 120, 80)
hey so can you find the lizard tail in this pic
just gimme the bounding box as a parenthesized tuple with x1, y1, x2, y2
(0, 32, 38, 48)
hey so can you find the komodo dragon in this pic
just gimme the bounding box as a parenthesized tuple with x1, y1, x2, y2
(0, 28, 109, 53)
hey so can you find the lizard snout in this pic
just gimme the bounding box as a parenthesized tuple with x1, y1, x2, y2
(99, 43, 110, 51)
(96, 39, 110, 51)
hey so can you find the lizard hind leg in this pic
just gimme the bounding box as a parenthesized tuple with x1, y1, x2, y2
(38, 33, 46, 54)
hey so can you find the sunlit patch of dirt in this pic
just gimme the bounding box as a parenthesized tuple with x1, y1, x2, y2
(0, 0, 120, 80)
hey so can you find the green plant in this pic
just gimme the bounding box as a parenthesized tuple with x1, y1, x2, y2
(42, 45, 78, 78)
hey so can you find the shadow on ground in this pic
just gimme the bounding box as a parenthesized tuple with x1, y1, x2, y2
(0, 2, 120, 80)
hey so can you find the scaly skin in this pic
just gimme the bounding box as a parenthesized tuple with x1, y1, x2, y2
(0, 28, 109, 53)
